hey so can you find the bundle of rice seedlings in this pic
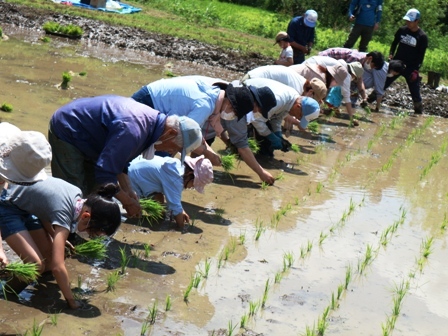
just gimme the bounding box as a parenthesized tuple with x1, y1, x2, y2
(74, 237, 107, 260)
(290, 144, 300, 153)
(248, 137, 260, 154)
(139, 198, 165, 224)
(307, 121, 319, 133)
(1, 261, 39, 283)
(221, 154, 237, 172)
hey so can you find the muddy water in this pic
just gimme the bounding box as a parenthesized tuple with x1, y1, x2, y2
(1, 27, 448, 336)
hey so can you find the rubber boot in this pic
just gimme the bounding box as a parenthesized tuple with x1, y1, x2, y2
(414, 101, 423, 114)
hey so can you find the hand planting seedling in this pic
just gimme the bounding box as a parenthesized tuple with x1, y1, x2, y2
(307, 120, 319, 133)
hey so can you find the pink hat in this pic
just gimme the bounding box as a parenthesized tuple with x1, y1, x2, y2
(184, 155, 214, 193)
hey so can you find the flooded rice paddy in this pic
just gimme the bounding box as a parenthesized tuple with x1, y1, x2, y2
(1, 26, 448, 336)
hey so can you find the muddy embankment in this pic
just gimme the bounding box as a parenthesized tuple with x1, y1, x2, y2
(1, 1, 447, 115)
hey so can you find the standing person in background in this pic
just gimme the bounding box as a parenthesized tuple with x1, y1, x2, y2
(287, 9, 318, 64)
(273, 31, 293, 66)
(343, 0, 383, 52)
(384, 9, 428, 114)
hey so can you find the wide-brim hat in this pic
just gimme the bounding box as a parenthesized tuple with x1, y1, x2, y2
(327, 64, 348, 87)
(179, 116, 203, 163)
(347, 61, 364, 80)
(309, 78, 327, 102)
(184, 155, 214, 194)
(225, 84, 255, 120)
(0, 123, 51, 184)
(248, 85, 277, 119)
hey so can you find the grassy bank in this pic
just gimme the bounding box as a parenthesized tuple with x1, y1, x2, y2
(5, 0, 448, 77)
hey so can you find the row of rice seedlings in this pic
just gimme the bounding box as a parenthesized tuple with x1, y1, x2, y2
(379, 208, 408, 246)
(419, 137, 448, 180)
(381, 280, 410, 335)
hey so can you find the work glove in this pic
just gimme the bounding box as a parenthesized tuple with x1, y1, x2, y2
(280, 137, 293, 152)
(266, 133, 283, 150)
(410, 70, 419, 82)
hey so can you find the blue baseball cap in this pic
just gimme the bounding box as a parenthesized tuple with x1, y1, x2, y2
(304, 10, 318, 28)
(403, 8, 420, 22)
(179, 116, 203, 163)
(300, 97, 320, 129)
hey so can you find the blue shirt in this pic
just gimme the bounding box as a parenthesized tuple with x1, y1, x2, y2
(349, 0, 383, 27)
(50, 95, 166, 185)
(146, 77, 221, 127)
(128, 156, 184, 216)
(287, 16, 315, 49)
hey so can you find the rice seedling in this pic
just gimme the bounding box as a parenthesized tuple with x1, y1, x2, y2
(165, 294, 172, 311)
(223, 246, 230, 261)
(49, 312, 59, 326)
(299, 246, 307, 259)
(290, 143, 300, 153)
(106, 270, 120, 292)
(275, 171, 285, 181)
(0, 27, 2, 37)
(274, 271, 283, 283)
(118, 246, 131, 275)
(317, 309, 329, 335)
(294, 196, 300, 205)
(422, 237, 434, 258)
(239, 231, 246, 245)
(340, 265, 350, 290)
(79, 71, 87, 76)
(143, 243, 151, 258)
(348, 198, 356, 215)
(283, 251, 294, 269)
(184, 276, 194, 302)
(254, 219, 264, 241)
(77, 275, 82, 289)
(337, 284, 344, 300)
(316, 182, 323, 193)
(200, 258, 211, 278)
(140, 319, 150, 336)
(248, 300, 259, 316)
(61, 71, 72, 89)
(330, 292, 336, 310)
(1, 102, 13, 112)
(248, 137, 260, 154)
(1, 261, 39, 283)
(304, 324, 317, 336)
(307, 120, 319, 133)
(39, 36, 51, 42)
(318, 232, 328, 246)
(217, 253, 224, 269)
(26, 319, 44, 336)
(73, 237, 107, 260)
(240, 314, 248, 328)
(192, 273, 201, 288)
(261, 279, 270, 308)
(441, 213, 447, 230)
(345, 152, 352, 162)
(147, 300, 158, 325)
(229, 236, 237, 253)
(306, 240, 313, 253)
(139, 198, 165, 225)
(227, 320, 238, 336)
(221, 154, 237, 172)
(260, 181, 269, 190)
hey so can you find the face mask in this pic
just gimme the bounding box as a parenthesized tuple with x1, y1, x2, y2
(363, 61, 371, 70)
(142, 143, 157, 160)
(220, 111, 236, 120)
(387, 73, 395, 78)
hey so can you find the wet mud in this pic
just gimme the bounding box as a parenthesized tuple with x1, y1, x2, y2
(1, 5, 448, 336)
